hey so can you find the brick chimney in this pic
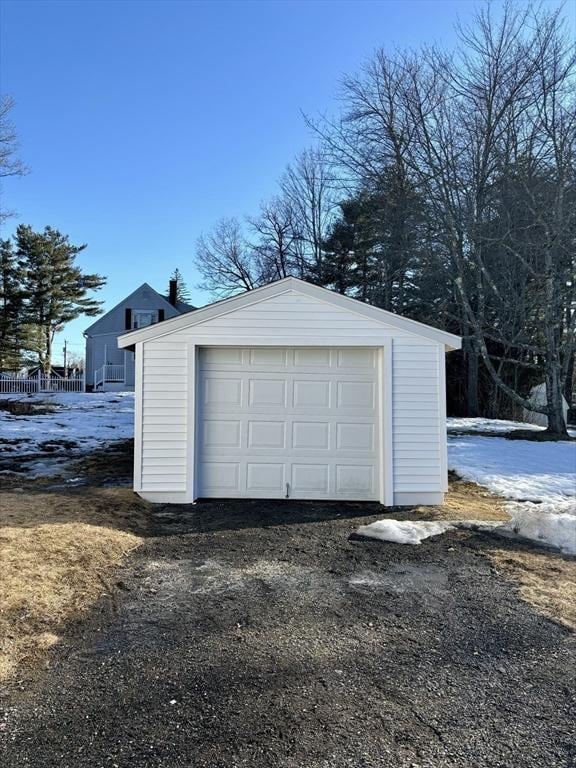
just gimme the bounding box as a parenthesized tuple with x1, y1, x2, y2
(168, 279, 177, 307)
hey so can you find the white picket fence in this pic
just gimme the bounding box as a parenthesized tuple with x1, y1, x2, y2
(0, 370, 84, 394)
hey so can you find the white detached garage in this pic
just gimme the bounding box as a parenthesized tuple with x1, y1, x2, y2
(118, 278, 461, 505)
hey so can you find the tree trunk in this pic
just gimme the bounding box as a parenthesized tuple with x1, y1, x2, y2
(545, 356, 568, 436)
(465, 342, 480, 417)
(44, 326, 52, 375)
(564, 351, 574, 407)
(542, 244, 568, 436)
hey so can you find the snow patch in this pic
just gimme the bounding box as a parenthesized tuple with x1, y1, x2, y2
(504, 503, 576, 556)
(356, 507, 576, 556)
(447, 416, 576, 438)
(449, 417, 541, 434)
(355, 519, 454, 545)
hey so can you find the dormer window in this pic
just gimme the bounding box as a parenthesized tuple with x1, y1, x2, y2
(132, 309, 158, 329)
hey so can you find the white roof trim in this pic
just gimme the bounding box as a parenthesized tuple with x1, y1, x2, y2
(118, 277, 461, 350)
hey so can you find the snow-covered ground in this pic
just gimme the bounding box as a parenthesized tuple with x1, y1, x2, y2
(359, 418, 576, 556)
(0, 392, 134, 476)
(449, 416, 575, 508)
(445, 420, 575, 553)
(447, 434, 575, 503)
(448, 416, 543, 433)
(448, 416, 576, 438)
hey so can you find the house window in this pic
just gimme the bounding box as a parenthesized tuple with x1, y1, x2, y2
(132, 310, 158, 329)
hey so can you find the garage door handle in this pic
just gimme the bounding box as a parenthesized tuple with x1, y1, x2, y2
(285, 482, 290, 499)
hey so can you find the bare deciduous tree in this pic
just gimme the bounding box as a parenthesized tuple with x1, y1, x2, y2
(248, 198, 304, 281)
(311, 1, 575, 434)
(195, 218, 260, 298)
(280, 148, 336, 274)
(0, 95, 28, 225)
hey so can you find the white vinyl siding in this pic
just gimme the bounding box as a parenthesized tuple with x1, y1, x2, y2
(139, 341, 188, 494)
(392, 342, 443, 497)
(167, 293, 413, 343)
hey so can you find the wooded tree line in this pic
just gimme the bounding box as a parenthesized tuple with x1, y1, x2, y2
(195, 3, 575, 435)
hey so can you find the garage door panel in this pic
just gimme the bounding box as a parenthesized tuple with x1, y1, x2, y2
(292, 464, 329, 493)
(294, 348, 331, 367)
(247, 462, 285, 491)
(249, 379, 287, 407)
(201, 462, 240, 491)
(293, 380, 330, 408)
(202, 420, 241, 448)
(337, 381, 376, 409)
(248, 421, 286, 449)
(337, 348, 376, 368)
(203, 377, 242, 406)
(249, 348, 288, 366)
(336, 464, 375, 495)
(336, 423, 375, 451)
(292, 421, 330, 449)
(197, 347, 380, 500)
(202, 348, 243, 366)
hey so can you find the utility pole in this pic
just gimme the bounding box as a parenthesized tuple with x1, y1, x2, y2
(63, 339, 68, 378)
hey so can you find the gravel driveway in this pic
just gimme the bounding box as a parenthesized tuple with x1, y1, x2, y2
(2, 500, 575, 768)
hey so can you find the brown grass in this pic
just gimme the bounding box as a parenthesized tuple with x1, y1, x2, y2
(0, 488, 148, 679)
(417, 478, 510, 522)
(487, 548, 576, 631)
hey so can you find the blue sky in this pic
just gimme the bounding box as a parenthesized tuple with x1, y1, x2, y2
(0, 0, 571, 363)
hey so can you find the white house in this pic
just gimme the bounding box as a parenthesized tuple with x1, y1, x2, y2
(118, 277, 461, 505)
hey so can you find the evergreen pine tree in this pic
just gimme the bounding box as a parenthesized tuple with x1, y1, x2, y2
(169, 267, 191, 304)
(315, 200, 370, 296)
(16, 225, 106, 372)
(0, 238, 26, 369)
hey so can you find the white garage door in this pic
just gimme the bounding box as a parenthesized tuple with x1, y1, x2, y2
(197, 347, 381, 500)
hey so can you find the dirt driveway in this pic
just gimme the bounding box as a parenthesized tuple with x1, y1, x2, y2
(2, 499, 575, 768)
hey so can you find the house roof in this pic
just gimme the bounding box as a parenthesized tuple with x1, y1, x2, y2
(173, 299, 195, 313)
(118, 277, 461, 350)
(84, 282, 195, 335)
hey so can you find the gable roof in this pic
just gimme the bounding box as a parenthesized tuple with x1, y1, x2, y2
(84, 282, 194, 335)
(118, 277, 461, 350)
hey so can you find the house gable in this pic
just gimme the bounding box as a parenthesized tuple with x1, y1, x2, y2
(84, 283, 184, 336)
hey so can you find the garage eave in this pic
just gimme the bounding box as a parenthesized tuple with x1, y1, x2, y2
(117, 277, 462, 351)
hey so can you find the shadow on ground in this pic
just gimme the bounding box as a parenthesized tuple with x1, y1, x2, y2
(152, 498, 391, 535)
